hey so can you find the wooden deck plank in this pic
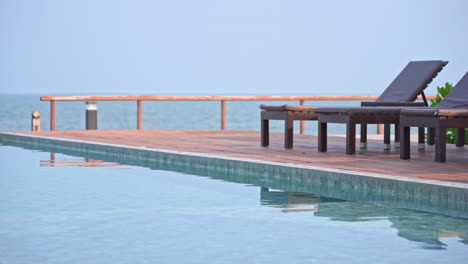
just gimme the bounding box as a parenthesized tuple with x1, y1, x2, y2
(16, 130, 468, 184)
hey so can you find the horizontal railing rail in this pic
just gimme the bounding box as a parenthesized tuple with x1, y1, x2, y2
(41, 95, 382, 101)
(40, 95, 435, 134)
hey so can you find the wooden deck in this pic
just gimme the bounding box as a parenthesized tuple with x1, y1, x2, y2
(16, 130, 468, 184)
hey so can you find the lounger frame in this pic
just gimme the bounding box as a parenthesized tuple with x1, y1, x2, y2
(400, 116, 467, 162)
(261, 110, 317, 148)
(261, 103, 426, 149)
(317, 112, 426, 155)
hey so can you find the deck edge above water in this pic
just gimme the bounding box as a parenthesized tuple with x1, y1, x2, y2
(2, 132, 468, 190)
(2, 131, 468, 217)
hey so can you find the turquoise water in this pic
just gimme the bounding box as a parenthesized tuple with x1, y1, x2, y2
(0, 94, 365, 134)
(0, 145, 467, 263)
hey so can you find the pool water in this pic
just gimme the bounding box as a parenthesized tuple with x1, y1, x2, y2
(0, 145, 467, 263)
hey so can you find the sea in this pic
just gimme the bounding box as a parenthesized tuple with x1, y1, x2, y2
(0, 94, 373, 134)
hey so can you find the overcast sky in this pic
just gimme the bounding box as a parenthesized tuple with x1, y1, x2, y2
(0, 0, 467, 95)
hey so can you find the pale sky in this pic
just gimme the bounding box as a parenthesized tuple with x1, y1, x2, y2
(0, 0, 467, 95)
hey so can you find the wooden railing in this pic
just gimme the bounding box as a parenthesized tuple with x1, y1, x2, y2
(41, 95, 435, 134)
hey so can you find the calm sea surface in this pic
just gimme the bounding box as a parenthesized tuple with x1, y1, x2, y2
(0, 94, 367, 134)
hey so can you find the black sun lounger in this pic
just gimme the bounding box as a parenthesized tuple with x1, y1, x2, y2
(400, 72, 468, 162)
(260, 60, 448, 149)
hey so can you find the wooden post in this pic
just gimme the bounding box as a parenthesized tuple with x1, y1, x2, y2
(435, 127, 447, 162)
(400, 125, 411, 160)
(50, 152, 56, 166)
(261, 113, 269, 147)
(394, 124, 400, 148)
(221, 100, 226, 130)
(360, 124, 367, 149)
(50, 100, 55, 131)
(383, 124, 391, 150)
(427, 128, 435, 145)
(284, 112, 293, 148)
(418, 127, 425, 149)
(137, 100, 142, 130)
(31, 111, 40, 132)
(377, 124, 382, 135)
(300, 100, 305, 135)
(456, 128, 465, 147)
(318, 121, 327, 152)
(346, 122, 356, 155)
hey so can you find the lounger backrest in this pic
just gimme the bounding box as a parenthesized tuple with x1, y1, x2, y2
(376, 60, 448, 103)
(437, 72, 468, 109)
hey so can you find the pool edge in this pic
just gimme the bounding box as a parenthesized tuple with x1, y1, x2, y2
(2, 131, 466, 190)
(1, 132, 467, 218)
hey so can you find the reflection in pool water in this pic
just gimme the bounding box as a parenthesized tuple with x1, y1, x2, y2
(260, 188, 468, 250)
(40, 152, 129, 168)
(1, 144, 468, 263)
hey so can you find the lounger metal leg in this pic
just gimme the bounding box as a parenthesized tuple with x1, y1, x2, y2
(394, 124, 400, 148)
(427, 128, 435, 145)
(261, 118, 269, 147)
(456, 128, 465, 147)
(400, 125, 410, 160)
(284, 115, 293, 149)
(346, 122, 356, 155)
(360, 124, 367, 149)
(318, 121, 327, 152)
(435, 127, 447, 162)
(383, 124, 390, 150)
(418, 127, 425, 150)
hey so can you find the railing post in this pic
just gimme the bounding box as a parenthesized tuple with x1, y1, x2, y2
(300, 100, 305, 135)
(137, 100, 142, 130)
(50, 100, 55, 131)
(221, 100, 226, 130)
(377, 124, 382, 135)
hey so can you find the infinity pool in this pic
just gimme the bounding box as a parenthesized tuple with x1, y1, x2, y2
(0, 145, 467, 263)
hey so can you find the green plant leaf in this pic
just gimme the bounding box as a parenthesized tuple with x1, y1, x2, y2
(430, 82, 467, 144)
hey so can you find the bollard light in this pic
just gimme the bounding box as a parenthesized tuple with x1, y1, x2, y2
(85, 101, 98, 130)
(31, 111, 41, 132)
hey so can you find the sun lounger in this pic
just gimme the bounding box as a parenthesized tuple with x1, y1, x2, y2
(260, 60, 448, 149)
(312, 60, 449, 154)
(400, 72, 468, 162)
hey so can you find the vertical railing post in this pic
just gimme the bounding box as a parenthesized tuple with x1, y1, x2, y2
(300, 99, 305, 135)
(50, 100, 55, 131)
(137, 100, 142, 130)
(377, 124, 382, 135)
(221, 100, 226, 130)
